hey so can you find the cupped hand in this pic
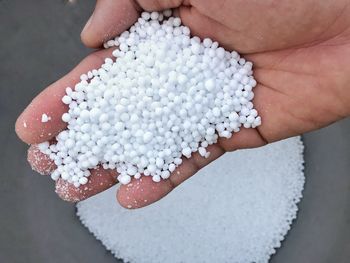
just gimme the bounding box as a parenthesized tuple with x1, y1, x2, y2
(16, 0, 350, 208)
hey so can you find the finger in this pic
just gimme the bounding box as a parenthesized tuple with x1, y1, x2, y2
(15, 48, 114, 145)
(27, 144, 56, 175)
(81, 0, 140, 48)
(55, 166, 118, 202)
(135, 0, 185, 11)
(116, 143, 224, 209)
(28, 143, 119, 201)
(117, 128, 266, 209)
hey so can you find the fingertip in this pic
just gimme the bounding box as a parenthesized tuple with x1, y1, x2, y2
(15, 95, 66, 144)
(15, 114, 29, 143)
(81, 25, 101, 49)
(16, 110, 39, 145)
(55, 179, 83, 202)
(117, 145, 225, 209)
(81, 0, 139, 49)
(117, 176, 172, 209)
(27, 145, 56, 175)
(55, 167, 117, 202)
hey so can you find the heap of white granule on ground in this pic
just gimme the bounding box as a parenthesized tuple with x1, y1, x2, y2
(38, 10, 260, 187)
(77, 137, 305, 263)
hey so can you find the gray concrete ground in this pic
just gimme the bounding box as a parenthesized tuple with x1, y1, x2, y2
(0, 0, 349, 262)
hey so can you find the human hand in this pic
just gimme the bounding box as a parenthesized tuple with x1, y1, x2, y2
(16, 0, 350, 208)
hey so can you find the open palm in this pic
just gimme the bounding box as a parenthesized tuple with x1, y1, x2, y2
(16, 0, 350, 208)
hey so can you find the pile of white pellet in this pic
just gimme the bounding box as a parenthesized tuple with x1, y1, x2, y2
(38, 10, 260, 187)
(77, 137, 305, 263)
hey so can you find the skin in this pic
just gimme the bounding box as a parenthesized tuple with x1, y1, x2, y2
(16, 0, 350, 209)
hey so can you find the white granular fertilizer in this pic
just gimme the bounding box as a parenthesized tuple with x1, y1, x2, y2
(77, 137, 304, 263)
(38, 10, 260, 187)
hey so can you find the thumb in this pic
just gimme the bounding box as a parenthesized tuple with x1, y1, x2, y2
(81, 0, 140, 48)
